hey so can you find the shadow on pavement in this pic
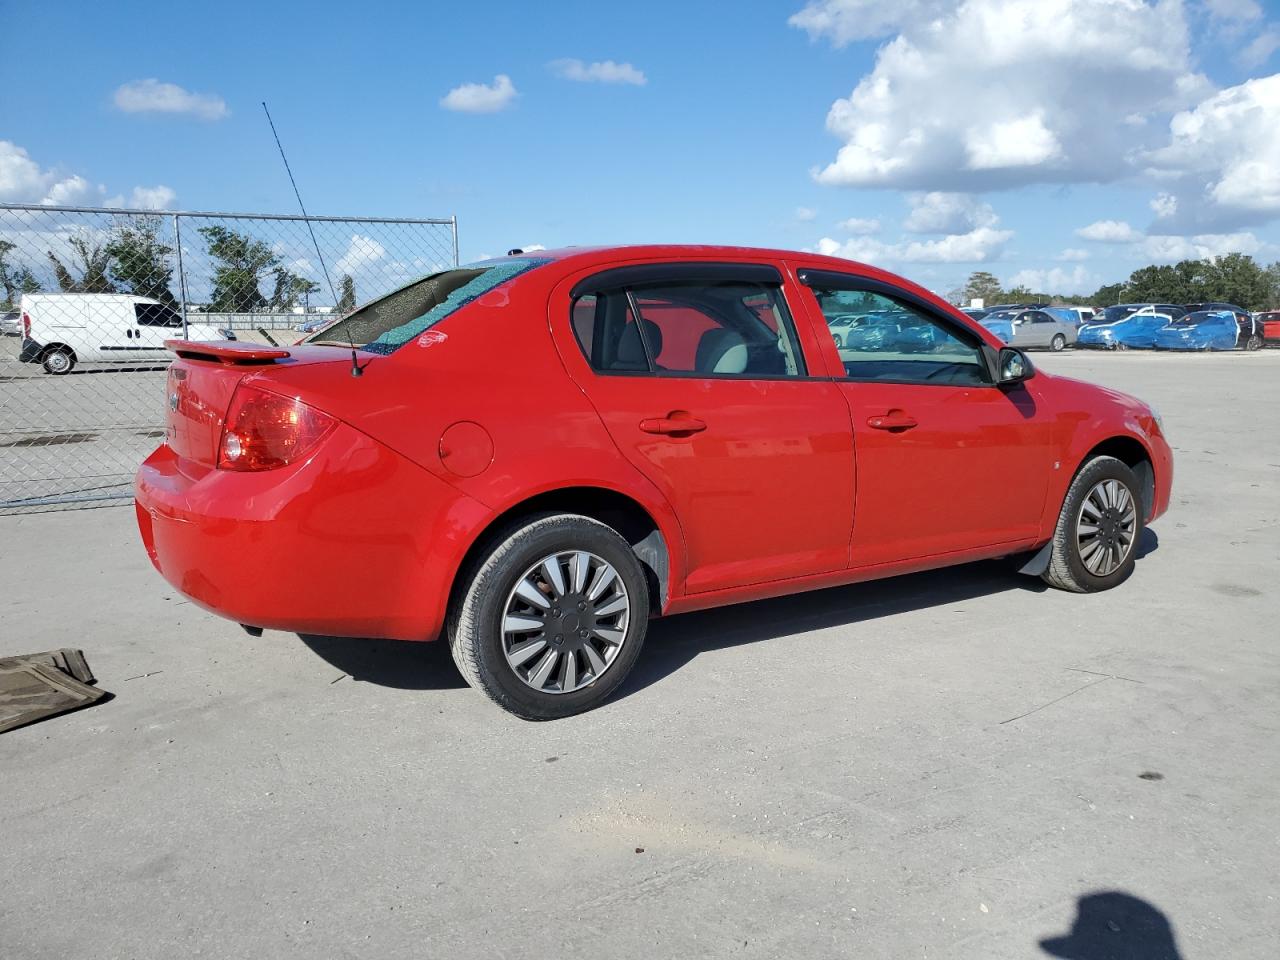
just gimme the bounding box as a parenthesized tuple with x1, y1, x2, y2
(1041, 890, 1183, 959)
(298, 634, 467, 690)
(297, 535, 1161, 697)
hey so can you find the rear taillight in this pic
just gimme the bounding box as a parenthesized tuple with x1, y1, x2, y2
(217, 385, 337, 472)
(22, 312, 30, 337)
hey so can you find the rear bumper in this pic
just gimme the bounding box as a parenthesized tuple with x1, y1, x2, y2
(134, 425, 491, 641)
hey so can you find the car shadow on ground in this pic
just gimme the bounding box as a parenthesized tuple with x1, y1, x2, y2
(1039, 889, 1183, 958)
(297, 530, 1159, 696)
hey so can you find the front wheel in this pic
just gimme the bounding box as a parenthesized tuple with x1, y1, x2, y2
(449, 513, 649, 719)
(1042, 456, 1145, 593)
(1050, 334, 1067, 352)
(1245, 334, 1262, 351)
(42, 347, 75, 375)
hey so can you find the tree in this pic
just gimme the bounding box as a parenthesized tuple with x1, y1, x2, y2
(199, 226, 278, 312)
(0, 240, 41, 310)
(46, 231, 115, 293)
(1266, 261, 1280, 307)
(1199, 253, 1270, 309)
(104, 216, 178, 306)
(267, 267, 320, 310)
(962, 270, 1002, 305)
(337, 274, 356, 313)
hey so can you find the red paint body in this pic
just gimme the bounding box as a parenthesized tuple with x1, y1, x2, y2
(135, 246, 1173, 640)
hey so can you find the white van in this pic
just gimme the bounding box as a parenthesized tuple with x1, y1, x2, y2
(18, 293, 234, 374)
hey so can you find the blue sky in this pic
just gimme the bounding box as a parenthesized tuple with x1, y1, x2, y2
(2, 0, 1279, 297)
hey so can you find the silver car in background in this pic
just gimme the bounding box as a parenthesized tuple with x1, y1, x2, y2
(980, 307, 1078, 351)
(0, 310, 20, 336)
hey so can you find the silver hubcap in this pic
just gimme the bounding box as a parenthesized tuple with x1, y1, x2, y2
(47, 352, 69, 372)
(1076, 479, 1137, 576)
(501, 551, 630, 694)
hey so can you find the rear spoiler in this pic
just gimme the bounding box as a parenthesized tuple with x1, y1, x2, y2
(165, 339, 291, 364)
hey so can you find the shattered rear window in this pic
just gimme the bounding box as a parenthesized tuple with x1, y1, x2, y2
(309, 257, 549, 355)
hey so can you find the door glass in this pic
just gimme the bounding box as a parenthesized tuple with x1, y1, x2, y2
(135, 303, 182, 327)
(572, 281, 805, 377)
(808, 286, 989, 386)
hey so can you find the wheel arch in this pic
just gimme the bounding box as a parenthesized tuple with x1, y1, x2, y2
(40, 342, 77, 361)
(1076, 435, 1156, 521)
(447, 485, 674, 621)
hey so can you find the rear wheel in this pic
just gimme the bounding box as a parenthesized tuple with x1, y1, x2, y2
(449, 513, 649, 720)
(42, 347, 75, 375)
(1050, 333, 1067, 352)
(1042, 456, 1145, 593)
(1245, 334, 1262, 351)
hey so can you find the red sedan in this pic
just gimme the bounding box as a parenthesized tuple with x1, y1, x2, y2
(1257, 310, 1280, 344)
(135, 246, 1173, 718)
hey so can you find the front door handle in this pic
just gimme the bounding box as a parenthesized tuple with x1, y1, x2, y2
(866, 412, 918, 431)
(639, 413, 707, 436)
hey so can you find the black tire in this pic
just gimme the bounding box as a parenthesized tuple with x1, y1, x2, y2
(1042, 455, 1145, 593)
(448, 513, 649, 720)
(1244, 334, 1262, 351)
(42, 347, 75, 375)
(1115, 342, 1128, 351)
(1050, 334, 1066, 352)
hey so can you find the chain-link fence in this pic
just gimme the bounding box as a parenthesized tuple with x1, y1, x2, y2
(0, 203, 457, 513)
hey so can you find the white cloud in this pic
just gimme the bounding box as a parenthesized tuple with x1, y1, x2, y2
(440, 74, 518, 113)
(518, 243, 547, 252)
(549, 59, 647, 85)
(903, 192, 997, 233)
(1076, 220, 1143, 242)
(789, 0, 950, 46)
(837, 216, 881, 234)
(1147, 74, 1280, 220)
(1150, 192, 1178, 218)
(128, 185, 177, 210)
(815, 224, 1012, 265)
(1241, 30, 1280, 68)
(799, 0, 1210, 191)
(113, 79, 228, 120)
(1006, 265, 1096, 294)
(1203, 0, 1262, 20)
(1055, 248, 1090, 261)
(336, 234, 387, 275)
(795, 206, 817, 222)
(0, 141, 102, 205)
(1141, 231, 1261, 262)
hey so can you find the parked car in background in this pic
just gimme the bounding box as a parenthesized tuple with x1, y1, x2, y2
(295, 315, 334, 335)
(1044, 307, 1086, 328)
(980, 308, 1077, 351)
(1069, 307, 1096, 326)
(960, 307, 990, 322)
(135, 244, 1172, 719)
(1077, 312, 1172, 350)
(1256, 310, 1280, 344)
(1154, 310, 1242, 350)
(1183, 302, 1264, 350)
(18, 293, 234, 374)
(0, 309, 20, 336)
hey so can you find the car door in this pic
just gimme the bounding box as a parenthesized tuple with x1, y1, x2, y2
(85, 298, 135, 358)
(553, 262, 855, 595)
(133, 302, 184, 357)
(792, 267, 1057, 566)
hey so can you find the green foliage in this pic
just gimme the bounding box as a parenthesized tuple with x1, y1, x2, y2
(1090, 253, 1273, 309)
(199, 225, 278, 312)
(104, 217, 177, 306)
(268, 267, 320, 310)
(0, 240, 41, 309)
(47, 232, 115, 293)
(337, 274, 356, 314)
(962, 270, 1002, 305)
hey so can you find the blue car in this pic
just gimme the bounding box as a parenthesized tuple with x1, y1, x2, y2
(1154, 311, 1240, 350)
(1078, 312, 1172, 350)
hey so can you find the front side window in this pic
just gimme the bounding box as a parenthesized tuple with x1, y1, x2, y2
(805, 277, 990, 386)
(571, 278, 805, 378)
(135, 303, 182, 327)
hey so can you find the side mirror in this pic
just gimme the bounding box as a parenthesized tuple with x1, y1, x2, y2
(996, 347, 1033, 386)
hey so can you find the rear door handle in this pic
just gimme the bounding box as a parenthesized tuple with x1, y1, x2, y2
(866, 413, 918, 431)
(639, 414, 707, 436)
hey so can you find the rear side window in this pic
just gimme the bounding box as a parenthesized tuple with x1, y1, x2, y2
(571, 276, 805, 378)
(312, 257, 548, 355)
